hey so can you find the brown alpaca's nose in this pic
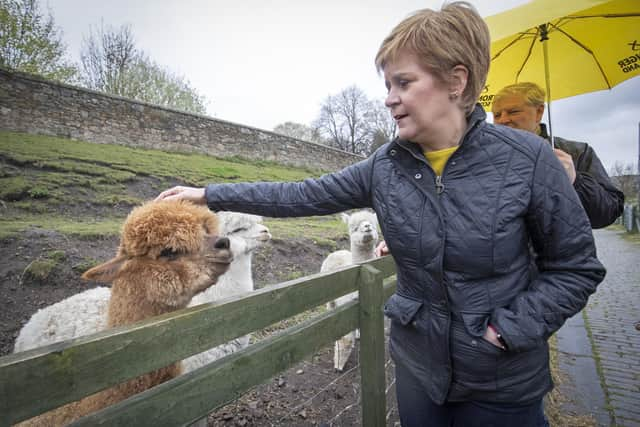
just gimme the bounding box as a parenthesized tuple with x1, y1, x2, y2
(214, 237, 230, 249)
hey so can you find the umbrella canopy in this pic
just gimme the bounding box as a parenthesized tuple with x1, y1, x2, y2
(479, 0, 640, 116)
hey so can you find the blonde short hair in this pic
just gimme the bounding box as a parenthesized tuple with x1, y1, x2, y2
(493, 82, 546, 109)
(375, 1, 490, 114)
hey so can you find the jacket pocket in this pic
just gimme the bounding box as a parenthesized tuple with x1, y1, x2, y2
(450, 318, 498, 391)
(384, 293, 423, 326)
(460, 312, 505, 352)
(460, 312, 489, 337)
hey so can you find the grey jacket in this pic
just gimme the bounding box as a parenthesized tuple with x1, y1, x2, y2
(204, 105, 606, 405)
(540, 124, 625, 228)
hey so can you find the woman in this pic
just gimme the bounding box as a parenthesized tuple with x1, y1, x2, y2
(156, 3, 605, 425)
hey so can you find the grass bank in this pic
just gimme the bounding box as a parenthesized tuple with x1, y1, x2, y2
(0, 130, 332, 238)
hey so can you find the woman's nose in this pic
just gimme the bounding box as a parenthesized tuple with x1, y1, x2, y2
(385, 92, 399, 108)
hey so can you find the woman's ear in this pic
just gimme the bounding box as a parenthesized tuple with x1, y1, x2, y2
(450, 65, 469, 98)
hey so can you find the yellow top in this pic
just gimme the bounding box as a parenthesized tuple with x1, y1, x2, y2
(424, 146, 458, 176)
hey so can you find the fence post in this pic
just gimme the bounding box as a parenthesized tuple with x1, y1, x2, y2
(358, 264, 386, 427)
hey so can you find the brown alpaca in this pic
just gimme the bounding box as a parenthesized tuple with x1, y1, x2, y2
(18, 200, 233, 427)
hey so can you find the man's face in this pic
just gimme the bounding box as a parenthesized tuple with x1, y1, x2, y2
(492, 94, 544, 134)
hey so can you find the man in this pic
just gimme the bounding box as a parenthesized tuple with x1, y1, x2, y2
(492, 82, 624, 228)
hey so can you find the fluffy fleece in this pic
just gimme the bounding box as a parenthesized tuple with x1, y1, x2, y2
(321, 210, 379, 371)
(17, 200, 232, 427)
(15, 212, 270, 358)
(183, 211, 271, 371)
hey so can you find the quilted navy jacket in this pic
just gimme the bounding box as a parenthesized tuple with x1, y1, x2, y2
(204, 105, 606, 405)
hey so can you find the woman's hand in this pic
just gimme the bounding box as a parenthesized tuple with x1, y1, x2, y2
(484, 324, 506, 350)
(375, 241, 389, 257)
(155, 186, 206, 204)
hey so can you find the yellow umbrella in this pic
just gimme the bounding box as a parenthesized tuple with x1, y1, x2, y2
(479, 0, 640, 139)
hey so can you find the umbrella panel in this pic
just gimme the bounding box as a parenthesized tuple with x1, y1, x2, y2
(480, 0, 640, 110)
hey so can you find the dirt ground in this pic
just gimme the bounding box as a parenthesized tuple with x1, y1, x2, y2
(0, 225, 399, 426)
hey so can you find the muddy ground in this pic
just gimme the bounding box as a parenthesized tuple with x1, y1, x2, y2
(0, 224, 399, 426)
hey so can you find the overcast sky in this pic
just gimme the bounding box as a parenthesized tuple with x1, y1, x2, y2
(45, 0, 639, 171)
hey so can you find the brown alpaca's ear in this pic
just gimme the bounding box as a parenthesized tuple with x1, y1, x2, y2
(82, 255, 127, 283)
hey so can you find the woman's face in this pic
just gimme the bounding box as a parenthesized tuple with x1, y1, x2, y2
(491, 94, 544, 134)
(383, 51, 455, 148)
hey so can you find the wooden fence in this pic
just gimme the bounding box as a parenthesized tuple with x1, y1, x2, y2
(0, 256, 397, 426)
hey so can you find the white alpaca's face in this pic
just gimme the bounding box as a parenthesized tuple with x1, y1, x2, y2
(217, 212, 272, 256)
(346, 212, 379, 248)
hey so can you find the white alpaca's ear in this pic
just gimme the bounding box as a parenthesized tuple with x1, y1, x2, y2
(82, 255, 126, 283)
(340, 213, 350, 224)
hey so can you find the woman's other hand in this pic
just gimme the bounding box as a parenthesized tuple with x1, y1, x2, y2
(155, 186, 206, 204)
(484, 324, 506, 350)
(375, 240, 390, 257)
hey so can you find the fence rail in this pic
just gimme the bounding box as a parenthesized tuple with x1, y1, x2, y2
(0, 256, 396, 426)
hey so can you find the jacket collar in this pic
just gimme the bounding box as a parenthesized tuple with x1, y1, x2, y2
(389, 103, 486, 158)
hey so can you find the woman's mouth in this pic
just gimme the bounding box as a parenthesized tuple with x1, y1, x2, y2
(394, 114, 408, 122)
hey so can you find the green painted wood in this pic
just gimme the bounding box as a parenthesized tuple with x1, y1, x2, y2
(382, 275, 398, 300)
(358, 265, 387, 427)
(69, 303, 359, 426)
(0, 257, 397, 425)
(365, 255, 396, 278)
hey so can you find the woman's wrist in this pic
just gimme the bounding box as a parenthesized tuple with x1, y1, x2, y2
(487, 324, 507, 350)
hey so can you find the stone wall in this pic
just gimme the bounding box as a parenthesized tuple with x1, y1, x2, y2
(0, 68, 363, 171)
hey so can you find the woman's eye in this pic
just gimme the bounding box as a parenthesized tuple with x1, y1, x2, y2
(399, 80, 409, 88)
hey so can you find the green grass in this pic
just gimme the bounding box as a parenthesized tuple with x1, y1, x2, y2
(0, 217, 123, 239)
(264, 216, 346, 242)
(20, 250, 69, 284)
(0, 130, 319, 184)
(0, 131, 332, 238)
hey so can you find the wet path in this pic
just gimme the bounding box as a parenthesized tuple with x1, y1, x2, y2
(557, 229, 640, 426)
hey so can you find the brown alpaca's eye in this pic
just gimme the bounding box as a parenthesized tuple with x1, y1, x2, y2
(159, 248, 180, 259)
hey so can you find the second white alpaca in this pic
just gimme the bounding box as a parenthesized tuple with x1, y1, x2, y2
(321, 210, 379, 372)
(182, 211, 271, 372)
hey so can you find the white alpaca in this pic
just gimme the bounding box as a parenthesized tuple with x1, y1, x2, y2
(183, 212, 271, 372)
(13, 287, 110, 352)
(15, 200, 233, 426)
(14, 212, 270, 359)
(321, 210, 379, 372)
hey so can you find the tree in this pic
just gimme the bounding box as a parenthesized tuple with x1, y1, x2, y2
(0, 0, 76, 81)
(79, 23, 208, 114)
(314, 85, 373, 155)
(79, 22, 137, 95)
(609, 161, 638, 200)
(273, 121, 324, 143)
(366, 98, 396, 154)
(123, 56, 209, 115)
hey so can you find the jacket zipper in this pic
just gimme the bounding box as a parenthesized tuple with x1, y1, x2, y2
(435, 175, 445, 194)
